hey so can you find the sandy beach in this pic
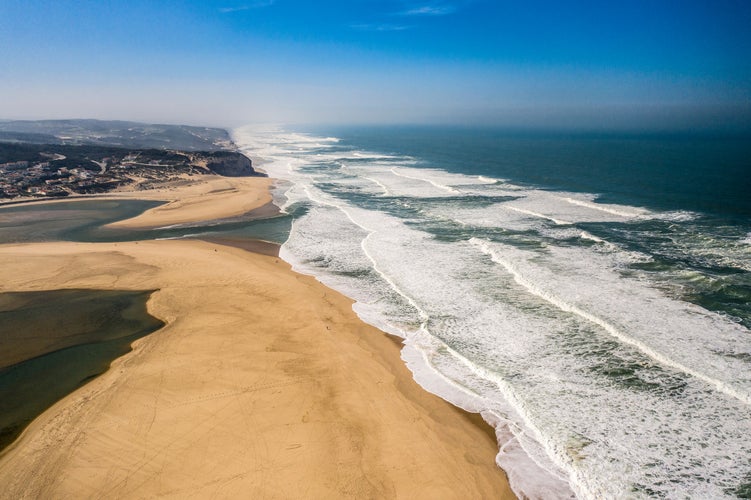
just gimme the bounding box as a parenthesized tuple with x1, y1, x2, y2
(0, 176, 515, 498)
(0, 175, 275, 230)
(107, 175, 275, 229)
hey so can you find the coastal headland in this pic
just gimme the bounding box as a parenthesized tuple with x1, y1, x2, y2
(0, 174, 515, 498)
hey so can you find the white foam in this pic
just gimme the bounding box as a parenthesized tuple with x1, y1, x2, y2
(559, 195, 648, 218)
(478, 175, 501, 184)
(233, 125, 751, 499)
(389, 167, 461, 194)
(654, 210, 699, 222)
(470, 238, 751, 405)
(504, 204, 572, 225)
(577, 231, 603, 243)
(362, 176, 391, 196)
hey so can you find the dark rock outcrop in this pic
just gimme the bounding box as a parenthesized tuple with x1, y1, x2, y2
(203, 152, 265, 177)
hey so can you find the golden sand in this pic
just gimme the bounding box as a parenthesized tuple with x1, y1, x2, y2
(0, 175, 274, 230)
(0, 177, 515, 499)
(107, 175, 275, 228)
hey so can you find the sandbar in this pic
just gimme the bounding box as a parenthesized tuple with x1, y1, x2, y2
(0, 175, 516, 498)
(107, 175, 275, 228)
(0, 174, 274, 230)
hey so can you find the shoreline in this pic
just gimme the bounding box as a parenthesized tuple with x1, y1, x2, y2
(0, 176, 516, 498)
(0, 289, 164, 452)
(0, 174, 274, 229)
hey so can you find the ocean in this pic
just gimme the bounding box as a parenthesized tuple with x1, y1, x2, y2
(232, 125, 751, 499)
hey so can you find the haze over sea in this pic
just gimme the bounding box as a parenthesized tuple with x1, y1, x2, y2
(235, 125, 751, 498)
(3, 0, 751, 498)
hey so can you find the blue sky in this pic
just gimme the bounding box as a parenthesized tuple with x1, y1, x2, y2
(1, 0, 749, 129)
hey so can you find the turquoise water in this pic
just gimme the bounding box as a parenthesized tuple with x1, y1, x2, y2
(0, 199, 291, 244)
(235, 125, 751, 499)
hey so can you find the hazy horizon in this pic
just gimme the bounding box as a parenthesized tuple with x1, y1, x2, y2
(1, 1, 750, 131)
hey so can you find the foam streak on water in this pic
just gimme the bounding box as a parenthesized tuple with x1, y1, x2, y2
(233, 125, 751, 499)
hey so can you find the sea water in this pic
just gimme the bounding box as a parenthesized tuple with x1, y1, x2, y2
(0, 198, 290, 244)
(232, 125, 751, 499)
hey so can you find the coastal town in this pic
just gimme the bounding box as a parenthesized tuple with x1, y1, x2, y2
(0, 158, 118, 198)
(0, 120, 263, 200)
(0, 144, 262, 200)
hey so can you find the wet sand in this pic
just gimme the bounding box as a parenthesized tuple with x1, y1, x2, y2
(0, 177, 516, 499)
(0, 289, 163, 451)
(0, 289, 163, 371)
(0, 175, 275, 231)
(107, 176, 274, 229)
(198, 236, 280, 257)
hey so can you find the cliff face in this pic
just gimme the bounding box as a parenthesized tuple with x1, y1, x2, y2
(203, 152, 266, 177)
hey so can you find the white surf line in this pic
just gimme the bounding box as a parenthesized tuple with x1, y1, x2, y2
(363, 176, 391, 196)
(577, 231, 604, 243)
(574, 230, 623, 253)
(275, 150, 580, 495)
(503, 205, 571, 226)
(299, 183, 578, 498)
(560, 196, 644, 218)
(300, 185, 431, 328)
(405, 337, 578, 499)
(478, 176, 500, 184)
(389, 168, 461, 194)
(412, 329, 584, 496)
(470, 238, 751, 406)
(353, 151, 397, 159)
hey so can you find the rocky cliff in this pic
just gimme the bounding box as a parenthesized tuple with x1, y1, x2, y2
(201, 152, 266, 177)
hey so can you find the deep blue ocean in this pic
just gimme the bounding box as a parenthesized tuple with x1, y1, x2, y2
(3, 124, 747, 498)
(313, 126, 751, 330)
(236, 125, 751, 499)
(323, 126, 751, 218)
